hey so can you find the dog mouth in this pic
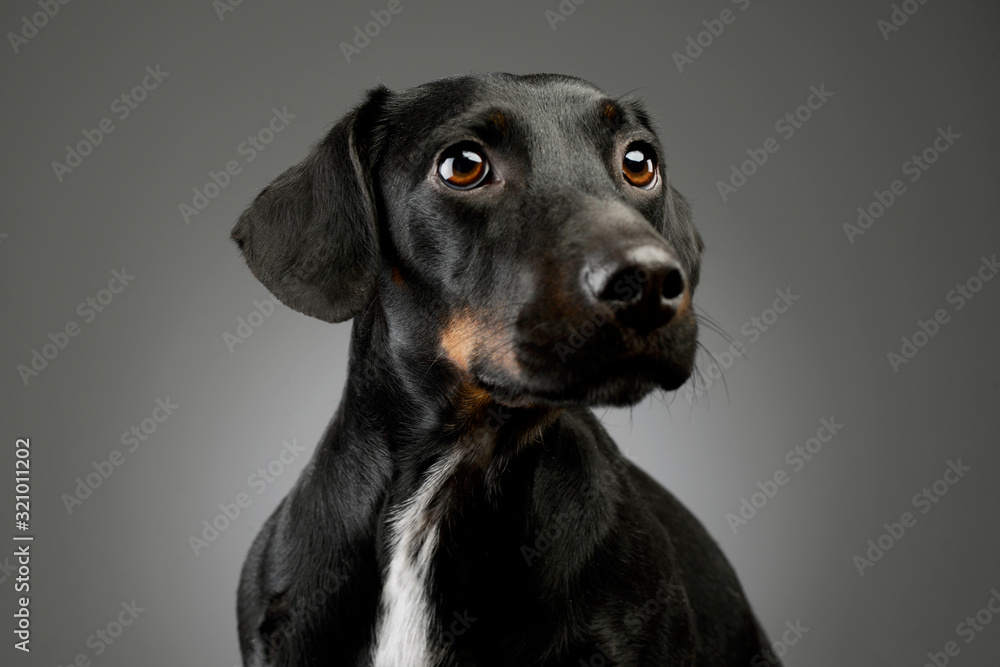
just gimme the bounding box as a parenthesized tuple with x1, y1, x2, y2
(470, 314, 698, 408)
(474, 367, 675, 408)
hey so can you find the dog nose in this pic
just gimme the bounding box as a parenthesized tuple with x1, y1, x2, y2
(586, 246, 686, 331)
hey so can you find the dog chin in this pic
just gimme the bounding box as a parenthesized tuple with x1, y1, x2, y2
(474, 364, 691, 409)
(580, 366, 692, 406)
(579, 377, 660, 407)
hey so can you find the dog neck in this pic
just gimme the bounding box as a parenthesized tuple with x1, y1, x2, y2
(343, 291, 559, 487)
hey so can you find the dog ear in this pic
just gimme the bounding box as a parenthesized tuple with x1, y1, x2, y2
(231, 86, 390, 323)
(662, 184, 704, 290)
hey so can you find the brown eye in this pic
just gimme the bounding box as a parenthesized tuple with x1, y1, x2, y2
(438, 144, 491, 190)
(622, 143, 658, 189)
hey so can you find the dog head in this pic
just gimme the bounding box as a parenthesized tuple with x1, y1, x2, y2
(232, 73, 703, 407)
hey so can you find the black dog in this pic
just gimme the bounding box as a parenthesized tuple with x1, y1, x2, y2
(232, 73, 776, 666)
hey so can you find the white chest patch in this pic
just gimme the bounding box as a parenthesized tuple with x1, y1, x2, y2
(371, 453, 459, 667)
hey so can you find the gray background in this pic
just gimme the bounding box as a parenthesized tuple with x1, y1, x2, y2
(2, 0, 998, 664)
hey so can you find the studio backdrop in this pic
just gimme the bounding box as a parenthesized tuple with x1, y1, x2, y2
(1, 0, 998, 664)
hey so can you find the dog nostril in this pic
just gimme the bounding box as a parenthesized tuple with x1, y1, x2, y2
(661, 267, 685, 301)
(598, 266, 646, 304)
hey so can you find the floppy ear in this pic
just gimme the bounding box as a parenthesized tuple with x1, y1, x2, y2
(662, 184, 704, 291)
(231, 86, 390, 323)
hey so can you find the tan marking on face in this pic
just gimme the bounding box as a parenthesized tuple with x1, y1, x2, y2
(391, 266, 405, 286)
(439, 312, 480, 373)
(448, 382, 560, 469)
(486, 110, 507, 134)
(675, 289, 692, 320)
(439, 309, 519, 378)
(454, 382, 493, 420)
(602, 101, 620, 122)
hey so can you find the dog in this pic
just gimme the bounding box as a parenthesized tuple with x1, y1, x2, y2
(231, 72, 776, 666)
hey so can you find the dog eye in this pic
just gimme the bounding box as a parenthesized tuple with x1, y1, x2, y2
(438, 144, 491, 190)
(622, 143, 658, 189)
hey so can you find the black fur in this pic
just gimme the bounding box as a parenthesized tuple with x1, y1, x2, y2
(232, 73, 775, 666)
